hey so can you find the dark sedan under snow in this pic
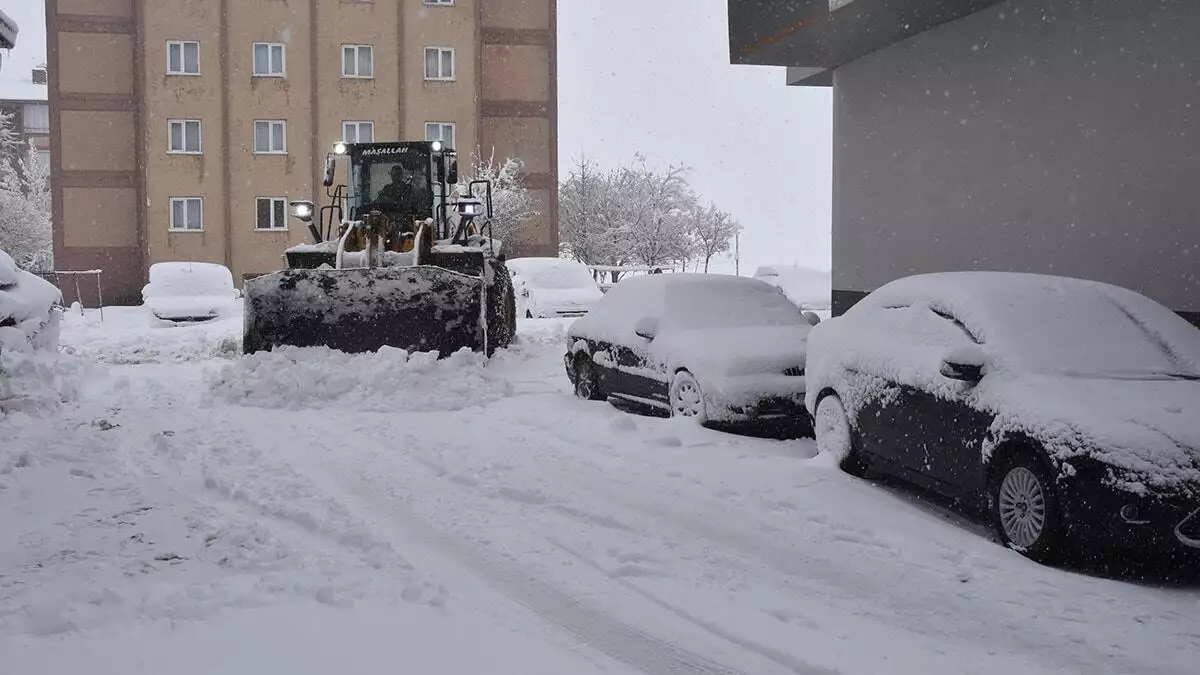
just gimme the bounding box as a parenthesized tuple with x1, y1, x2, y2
(564, 273, 816, 430)
(804, 272, 1200, 565)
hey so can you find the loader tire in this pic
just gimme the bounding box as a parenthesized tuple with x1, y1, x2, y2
(484, 259, 517, 357)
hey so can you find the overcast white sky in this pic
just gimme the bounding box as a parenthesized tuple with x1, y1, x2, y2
(1, 0, 831, 275)
(557, 0, 833, 275)
(0, 1, 45, 81)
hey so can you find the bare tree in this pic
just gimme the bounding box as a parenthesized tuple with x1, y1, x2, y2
(0, 111, 52, 271)
(688, 203, 742, 273)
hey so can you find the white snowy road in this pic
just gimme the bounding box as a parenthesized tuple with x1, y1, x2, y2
(2, 309, 1199, 674)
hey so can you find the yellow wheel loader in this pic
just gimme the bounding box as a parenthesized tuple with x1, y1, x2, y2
(241, 140, 517, 357)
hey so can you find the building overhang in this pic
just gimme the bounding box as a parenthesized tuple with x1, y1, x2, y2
(729, 0, 1004, 86)
(0, 9, 16, 50)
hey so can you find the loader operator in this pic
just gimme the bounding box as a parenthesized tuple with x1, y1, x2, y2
(375, 164, 420, 211)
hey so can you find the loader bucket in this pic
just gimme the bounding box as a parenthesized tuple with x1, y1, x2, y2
(243, 265, 498, 356)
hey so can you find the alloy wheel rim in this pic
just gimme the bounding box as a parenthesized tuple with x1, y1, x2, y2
(575, 364, 593, 399)
(998, 467, 1047, 548)
(816, 398, 851, 458)
(674, 380, 703, 417)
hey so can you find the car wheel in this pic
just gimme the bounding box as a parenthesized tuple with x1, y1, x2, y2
(669, 371, 708, 422)
(814, 394, 868, 477)
(573, 356, 603, 401)
(991, 453, 1066, 563)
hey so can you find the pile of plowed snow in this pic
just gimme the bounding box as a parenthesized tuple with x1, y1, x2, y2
(0, 350, 90, 418)
(207, 345, 513, 412)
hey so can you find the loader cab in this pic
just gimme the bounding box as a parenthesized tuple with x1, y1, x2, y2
(338, 141, 457, 233)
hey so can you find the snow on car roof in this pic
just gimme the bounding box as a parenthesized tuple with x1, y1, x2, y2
(145, 262, 235, 298)
(855, 271, 1200, 374)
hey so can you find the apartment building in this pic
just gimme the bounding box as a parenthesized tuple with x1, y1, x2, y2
(48, 0, 558, 304)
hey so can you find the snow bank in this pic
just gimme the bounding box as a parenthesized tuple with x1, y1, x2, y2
(207, 345, 513, 412)
(1, 250, 62, 353)
(0, 349, 89, 417)
(59, 306, 242, 365)
(0, 248, 19, 286)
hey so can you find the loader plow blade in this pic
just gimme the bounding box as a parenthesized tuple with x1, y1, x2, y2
(243, 266, 489, 356)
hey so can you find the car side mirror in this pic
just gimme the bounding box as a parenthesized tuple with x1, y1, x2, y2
(939, 345, 986, 384)
(634, 317, 658, 340)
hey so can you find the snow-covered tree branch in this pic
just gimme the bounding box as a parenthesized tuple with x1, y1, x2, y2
(0, 111, 53, 272)
(465, 148, 539, 247)
(558, 154, 742, 280)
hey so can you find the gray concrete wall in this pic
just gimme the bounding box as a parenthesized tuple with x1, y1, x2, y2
(833, 0, 1200, 317)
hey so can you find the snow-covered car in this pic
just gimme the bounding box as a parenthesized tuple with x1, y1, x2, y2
(564, 273, 813, 428)
(0, 248, 62, 352)
(141, 261, 240, 322)
(753, 264, 832, 314)
(804, 271, 1200, 564)
(508, 257, 603, 318)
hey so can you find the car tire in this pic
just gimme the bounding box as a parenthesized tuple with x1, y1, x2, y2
(573, 355, 603, 401)
(814, 394, 868, 477)
(669, 371, 708, 423)
(990, 451, 1067, 564)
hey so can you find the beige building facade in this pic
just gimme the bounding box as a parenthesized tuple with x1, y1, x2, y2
(48, 0, 557, 304)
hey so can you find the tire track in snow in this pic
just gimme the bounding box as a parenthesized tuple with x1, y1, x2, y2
(548, 537, 842, 675)
(335, 470, 760, 675)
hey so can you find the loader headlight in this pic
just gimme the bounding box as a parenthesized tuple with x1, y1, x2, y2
(333, 142, 348, 155)
(290, 200, 315, 222)
(431, 140, 444, 152)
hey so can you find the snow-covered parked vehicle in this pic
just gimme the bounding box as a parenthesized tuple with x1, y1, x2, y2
(508, 257, 603, 318)
(141, 261, 240, 322)
(564, 273, 813, 430)
(805, 271, 1200, 564)
(0, 248, 62, 352)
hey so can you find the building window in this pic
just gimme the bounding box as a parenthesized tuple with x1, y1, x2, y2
(169, 197, 203, 231)
(253, 42, 285, 77)
(35, 150, 50, 169)
(254, 120, 287, 154)
(342, 44, 374, 78)
(255, 197, 288, 231)
(341, 120, 374, 144)
(22, 104, 49, 133)
(424, 47, 455, 81)
(167, 119, 202, 154)
(167, 40, 200, 75)
(424, 0, 455, 5)
(425, 122, 455, 149)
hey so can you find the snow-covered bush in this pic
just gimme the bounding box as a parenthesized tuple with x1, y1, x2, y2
(0, 110, 53, 272)
(464, 149, 540, 247)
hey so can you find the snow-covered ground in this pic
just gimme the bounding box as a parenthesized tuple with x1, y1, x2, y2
(2, 306, 1199, 674)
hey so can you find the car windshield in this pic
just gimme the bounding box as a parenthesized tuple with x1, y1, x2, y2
(663, 281, 806, 330)
(981, 289, 1200, 379)
(522, 263, 597, 290)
